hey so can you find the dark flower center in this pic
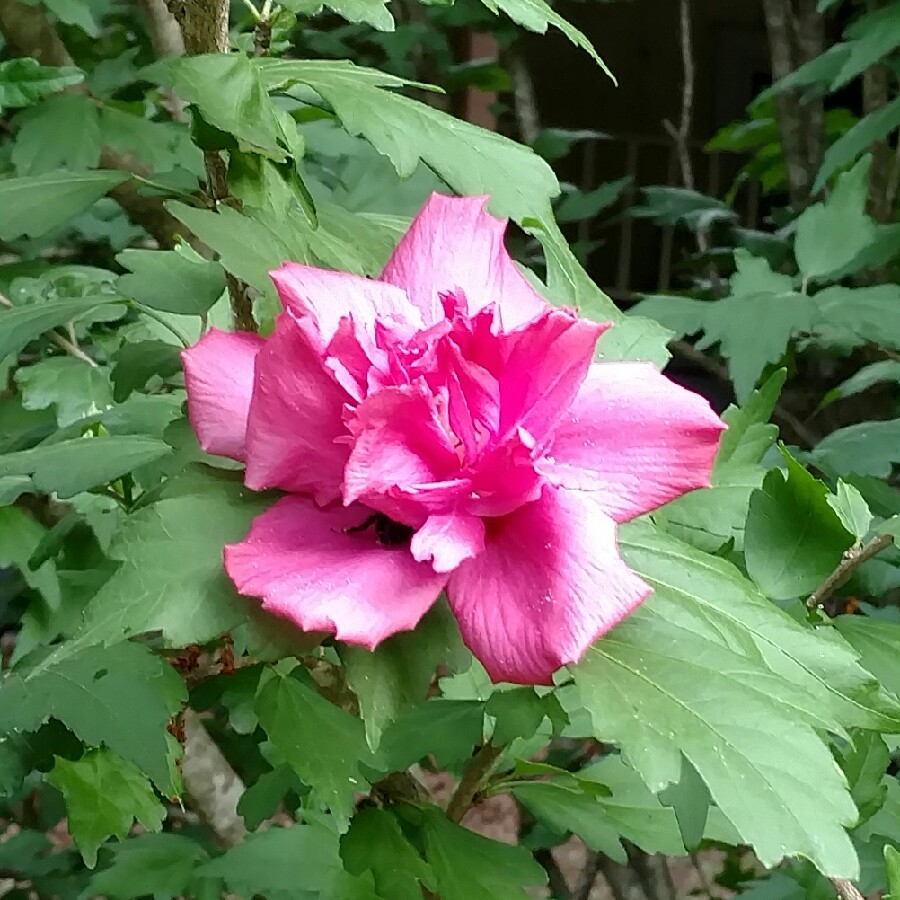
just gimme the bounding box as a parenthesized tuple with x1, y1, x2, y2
(346, 512, 415, 547)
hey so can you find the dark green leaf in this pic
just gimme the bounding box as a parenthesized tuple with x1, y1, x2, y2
(11, 95, 100, 174)
(341, 807, 436, 900)
(281, 0, 394, 31)
(48, 747, 165, 867)
(111, 340, 183, 401)
(835, 617, 900, 698)
(745, 448, 854, 599)
(886, 845, 900, 900)
(117, 248, 227, 315)
(255, 664, 371, 828)
(836, 731, 890, 826)
(811, 419, 900, 478)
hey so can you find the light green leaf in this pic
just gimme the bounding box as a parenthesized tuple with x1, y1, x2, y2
(341, 807, 436, 900)
(0, 171, 128, 240)
(836, 731, 890, 826)
(78, 469, 271, 647)
(419, 806, 547, 900)
(596, 316, 672, 367)
(815, 97, 900, 192)
(40, 0, 100, 35)
(795, 157, 877, 282)
(828, 482, 874, 541)
(481, 0, 612, 79)
(48, 748, 165, 868)
(627, 294, 709, 340)
(0, 640, 185, 793)
(833, 4, 900, 90)
(886, 845, 900, 900)
(835, 617, 900, 699)
(11, 94, 100, 174)
(281, 0, 394, 31)
(196, 823, 378, 899)
(716, 369, 786, 474)
(0, 59, 83, 112)
(255, 664, 371, 828)
(15, 358, 112, 427)
(745, 448, 854, 599)
(0, 297, 121, 363)
(340, 601, 465, 749)
(822, 361, 900, 407)
(810, 419, 900, 478)
(259, 59, 558, 222)
(556, 176, 631, 223)
(84, 832, 208, 900)
(116, 248, 226, 315)
(0, 435, 171, 499)
(573, 522, 900, 875)
(811, 284, 900, 352)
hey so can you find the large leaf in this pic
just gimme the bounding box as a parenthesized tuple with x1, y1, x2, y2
(795, 157, 877, 282)
(116, 248, 227, 316)
(835, 617, 900, 699)
(48, 748, 165, 867)
(259, 59, 558, 221)
(832, 4, 900, 90)
(281, 0, 393, 30)
(0, 59, 83, 111)
(78, 468, 271, 647)
(11, 94, 101, 175)
(0, 171, 128, 239)
(0, 435, 172, 499)
(0, 297, 122, 362)
(572, 523, 900, 875)
(254, 663, 371, 829)
(0, 641, 185, 793)
(810, 419, 900, 478)
(745, 448, 854, 600)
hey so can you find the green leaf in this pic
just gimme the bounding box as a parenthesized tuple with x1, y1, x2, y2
(340, 601, 465, 749)
(810, 419, 900, 478)
(486, 687, 559, 745)
(595, 316, 672, 368)
(656, 755, 710, 850)
(795, 157, 877, 282)
(254, 664, 371, 828)
(259, 59, 558, 222)
(374, 700, 484, 772)
(0, 641, 185, 793)
(828, 481, 874, 541)
(419, 806, 547, 900)
(479, 0, 612, 80)
(556, 176, 631, 223)
(341, 807, 436, 900)
(238, 765, 301, 830)
(0, 505, 60, 612)
(281, 0, 394, 31)
(15, 358, 112, 427)
(40, 0, 100, 34)
(815, 97, 900, 192)
(11, 94, 100, 174)
(573, 522, 900, 875)
(836, 731, 890, 826)
(48, 747, 165, 868)
(0, 59, 83, 112)
(811, 284, 900, 352)
(196, 822, 379, 899)
(834, 617, 900, 699)
(0, 434, 172, 499)
(745, 448, 854, 599)
(0, 171, 128, 240)
(78, 469, 271, 647)
(823, 361, 900, 406)
(84, 833, 208, 900)
(833, 4, 900, 89)
(886, 845, 900, 900)
(716, 369, 786, 474)
(0, 297, 122, 363)
(116, 249, 226, 316)
(110, 340, 183, 401)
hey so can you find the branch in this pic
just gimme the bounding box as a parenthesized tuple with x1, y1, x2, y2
(806, 533, 895, 611)
(445, 743, 503, 823)
(862, 0, 894, 223)
(138, 0, 184, 57)
(180, 709, 248, 847)
(831, 878, 866, 900)
(662, 0, 696, 193)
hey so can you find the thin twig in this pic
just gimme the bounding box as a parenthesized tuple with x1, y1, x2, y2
(0, 291, 100, 367)
(445, 743, 504, 823)
(807, 533, 895, 611)
(831, 878, 866, 900)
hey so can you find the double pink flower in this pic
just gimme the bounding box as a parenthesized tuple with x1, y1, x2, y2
(183, 194, 725, 684)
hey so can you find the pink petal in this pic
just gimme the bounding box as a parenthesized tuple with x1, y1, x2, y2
(446, 487, 651, 684)
(182, 328, 265, 461)
(225, 497, 446, 647)
(269, 263, 422, 350)
(243, 312, 351, 503)
(411, 515, 485, 573)
(495, 309, 609, 446)
(343, 383, 462, 522)
(538, 363, 726, 523)
(381, 193, 547, 330)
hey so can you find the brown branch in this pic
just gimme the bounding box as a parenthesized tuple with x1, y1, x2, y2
(138, 0, 184, 56)
(806, 533, 895, 611)
(831, 878, 866, 900)
(796, 0, 825, 179)
(445, 743, 503, 823)
(862, 1, 894, 223)
(507, 46, 540, 146)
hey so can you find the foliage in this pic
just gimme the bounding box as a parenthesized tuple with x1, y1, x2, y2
(1, 0, 900, 898)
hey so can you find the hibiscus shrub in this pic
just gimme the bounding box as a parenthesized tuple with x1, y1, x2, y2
(3, 0, 900, 898)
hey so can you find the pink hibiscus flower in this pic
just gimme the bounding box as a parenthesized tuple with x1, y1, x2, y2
(182, 193, 725, 685)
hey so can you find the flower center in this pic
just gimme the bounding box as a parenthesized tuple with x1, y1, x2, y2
(345, 512, 415, 548)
